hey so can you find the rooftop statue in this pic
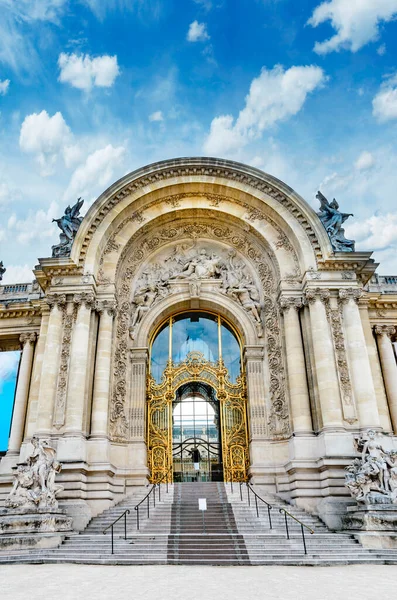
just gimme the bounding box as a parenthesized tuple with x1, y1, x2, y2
(316, 191, 355, 252)
(0, 261, 5, 281)
(52, 197, 84, 258)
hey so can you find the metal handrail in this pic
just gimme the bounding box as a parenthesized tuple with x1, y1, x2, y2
(102, 509, 130, 555)
(278, 507, 314, 555)
(134, 466, 173, 531)
(237, 482, 314, 555)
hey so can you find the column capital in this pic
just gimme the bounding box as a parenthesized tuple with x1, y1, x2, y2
(46, 293, 66, 311)
(19, 332, 37, 347)
(96, 299, 117, 317)
(339, 288, 363, 305)
(243, 345, 264, 361)
(279, 296, 303, 313)
(73, 292, 95, 310)
(304, 287, 330, 305)
(130, 347, 149, 363)
(375, 324, 396, 338)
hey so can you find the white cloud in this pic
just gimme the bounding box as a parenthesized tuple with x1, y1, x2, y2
(19, 110, 72, 176)
(0, 79, 10, 95)
(193, 0, 213, 10)
(354, 151, 375, 171)
(6, 200, 59, 245)
(373, 74, 397, 122)
(308, 0, 397, 54)
(377, 43, 387, 55)
(1, 264, 34, 284)
(346, 213, 397, 252)
(187, 20, 210, 42)
(64, 144, 125, 202)
(0, 351, 20, 393)
(58, 53, 120, 91)
(149, 110, 164, 122)
(203, 64, 326, 156)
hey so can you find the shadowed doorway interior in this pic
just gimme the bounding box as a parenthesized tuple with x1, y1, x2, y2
(172, 382, 223, 482)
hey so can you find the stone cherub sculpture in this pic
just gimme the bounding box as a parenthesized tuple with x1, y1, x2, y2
(345, 430, 397, 504)
(316, 191, 355, 252)
(5, 437, 63, 510)
(52, 197, 84, 258)
(0, 261, 5, 281)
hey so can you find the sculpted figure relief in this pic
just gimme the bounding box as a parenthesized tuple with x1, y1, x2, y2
(316, 191, 355, 252)
(129, 244, 263, 339)
(345, 430, 397, 504)
(6, 437, 63, 510)
(52, 197, 84, 258)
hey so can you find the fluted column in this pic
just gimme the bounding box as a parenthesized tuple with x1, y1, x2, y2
(359, 301, 391, 431)
(305, 288, 343, 429)
(339, 289, 380, 429)
(64, 292, 95, 434)
(7, 333, 37, 453)
(279, 297, 313, 434)
(375, 325, 397, 432)
(90, 300, 117, 438)
(129, 347, 149, 475)
(36, 294, 66, 434)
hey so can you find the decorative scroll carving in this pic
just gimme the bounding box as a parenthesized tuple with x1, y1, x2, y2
(326, 300, 356, 424)
(53, 307, 75, 429)
(316, 190, 355, 252)
(345, 430, 397, 504)
(52, 198, 84, 258)
(5, 438, 63, 510)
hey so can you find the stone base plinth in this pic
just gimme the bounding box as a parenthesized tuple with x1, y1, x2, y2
(343, 504, 397, 548)
(0, 507, 73, 551)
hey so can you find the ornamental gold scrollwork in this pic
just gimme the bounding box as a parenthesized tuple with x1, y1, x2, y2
(146, 351, 249, 483)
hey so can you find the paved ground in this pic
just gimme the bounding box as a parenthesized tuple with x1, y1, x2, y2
(1, 564, 396, 600)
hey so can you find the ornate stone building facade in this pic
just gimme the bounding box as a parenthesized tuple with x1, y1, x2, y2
(1, 157, 397, 529)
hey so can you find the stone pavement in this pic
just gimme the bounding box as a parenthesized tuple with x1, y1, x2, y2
(1, 564, 396, 600)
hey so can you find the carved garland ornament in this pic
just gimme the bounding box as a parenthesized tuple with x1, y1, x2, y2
(109, 221, 290, 441)
(78, 162, 322, 266)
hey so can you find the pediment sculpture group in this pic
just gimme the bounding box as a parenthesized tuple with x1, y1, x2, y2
(129, 246, 262, 339)
(6, 437, 63, 510)
(345, 430, 397, 504)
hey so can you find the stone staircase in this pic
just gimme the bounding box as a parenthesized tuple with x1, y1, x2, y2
(2, 482, 397, 565)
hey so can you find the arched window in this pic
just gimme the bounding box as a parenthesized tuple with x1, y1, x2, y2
(150, 311, 242, 383)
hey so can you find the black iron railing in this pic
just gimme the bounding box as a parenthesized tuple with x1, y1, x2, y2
(134, 467, 173, 531)
(103, 509, 130, 555)
(236, 481, 314, 554)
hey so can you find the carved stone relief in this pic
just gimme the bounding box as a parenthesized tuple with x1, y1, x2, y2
(109, 217, 290, 442)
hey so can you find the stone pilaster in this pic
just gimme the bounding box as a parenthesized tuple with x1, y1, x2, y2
(129, 347, 149, 478)
(90, 300, 117, 438)
(36, 294, 66, 434)
(279, 296, 313, 435)
(304, 288, 343, 430)
(7, 333, 37, 453)
(64, 292, 95, 435)
(375, 325, 397, 433)
(339, 289, 380, 429)
(243, 345, 266, 437)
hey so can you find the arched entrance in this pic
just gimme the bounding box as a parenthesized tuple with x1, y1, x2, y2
(147, 311, 249, 483)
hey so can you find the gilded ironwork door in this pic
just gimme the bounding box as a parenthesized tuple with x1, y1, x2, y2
(147, 351, 249, 482)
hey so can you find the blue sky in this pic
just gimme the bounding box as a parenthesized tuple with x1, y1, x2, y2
(1, 0, 397, 288)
